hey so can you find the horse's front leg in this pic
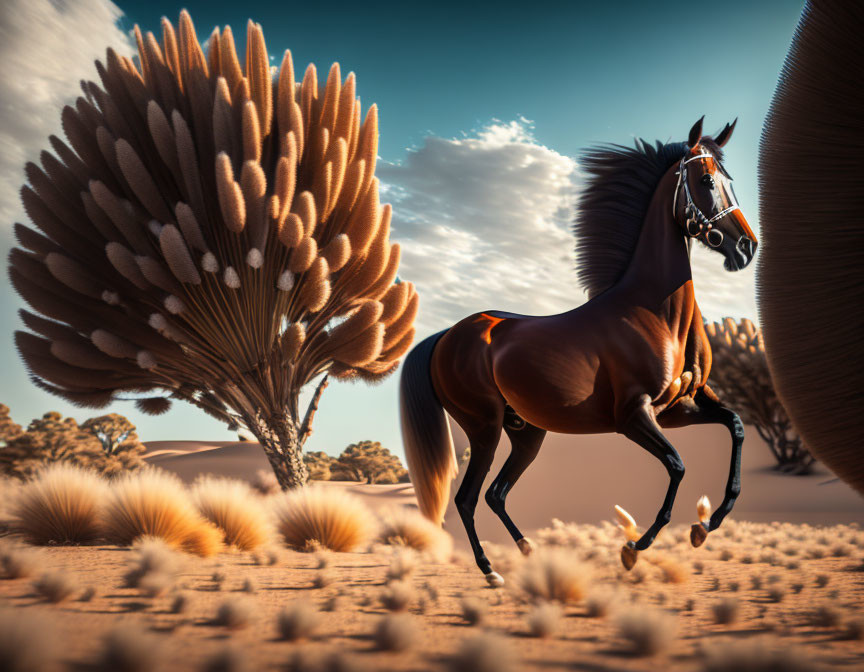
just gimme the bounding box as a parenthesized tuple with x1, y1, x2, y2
(617, 394, 685, 569)
(657, 386, 744, 547)
(689, 387, 743, 546)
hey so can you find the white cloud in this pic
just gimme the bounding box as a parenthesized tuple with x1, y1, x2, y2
(0, 0, 134, 229)
(381, 119, 759, 336)
(378, 119, 582, 335)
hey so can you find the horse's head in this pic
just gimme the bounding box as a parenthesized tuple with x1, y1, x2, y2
(673, 117, 757, 271)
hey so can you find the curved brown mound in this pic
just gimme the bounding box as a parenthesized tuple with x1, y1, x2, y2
(758, 1, 864, 494)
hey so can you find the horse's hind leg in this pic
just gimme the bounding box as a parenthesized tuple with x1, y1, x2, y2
(454, 423, 504, 587)
(618, 394, 685, 569)
(485, 421, 546, 556)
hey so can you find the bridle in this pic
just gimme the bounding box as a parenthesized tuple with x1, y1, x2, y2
(672, 151, 741, 248)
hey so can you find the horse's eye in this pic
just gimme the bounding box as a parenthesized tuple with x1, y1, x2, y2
(700, 174, 715, 188)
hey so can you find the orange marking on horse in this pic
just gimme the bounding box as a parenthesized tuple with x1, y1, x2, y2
(476, 313, 506, 344)
(729, 207, 757, 241)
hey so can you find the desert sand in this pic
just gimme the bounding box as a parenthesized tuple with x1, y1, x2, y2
(0, 429, 859, 671)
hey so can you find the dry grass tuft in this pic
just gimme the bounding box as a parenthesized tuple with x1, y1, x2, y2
(214, 597, 256, 630)
(33, 570, 77, 603)
(702, 638, 822, 672)
(272, 486, 376, 552)
(380, 580, 415, 612)
(711, 598, 740, 625)
(386, 549, 418, 581)
(123, 537, 185, 592)
(526, 602, 562, 638)
(447, 632, 516, 672)
(840, 617, 864, 641)
(374, 613, 419, 652)
(651, 555, 689, 584)
(585, 588, 619, 618)
(171, 593, 188, 614)
(766, 585, 786, 603)
(460, 596, 487, 625)
(10, 463, 108, 544)
(518, 550, 590, 603)
(101, 469, 223, 556)
(276, 601, 320, 641)
(808, 604, 841, 628)
(192, 476, 272, 551)
(0, 606, 57, 671)
(615, 607, 677, 656)
(312, 569, 335, 589)
(0, 543, 43, 579)
(376, 507, 453, 561)
(98, 624, 163, 672)
(201, 645, 248, 672)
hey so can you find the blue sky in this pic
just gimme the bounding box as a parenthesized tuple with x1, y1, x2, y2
(0, 0, 803, 458)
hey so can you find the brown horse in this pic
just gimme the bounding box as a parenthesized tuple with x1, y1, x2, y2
(400, 118, 758, 585)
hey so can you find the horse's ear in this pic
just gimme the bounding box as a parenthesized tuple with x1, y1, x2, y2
(715, 118, 738, 147)
(688, 116, 704, 148)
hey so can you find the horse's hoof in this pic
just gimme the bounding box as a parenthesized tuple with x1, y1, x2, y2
(690, 522, 709, 548)
(485, 571, 505, 588)
(620, 543, 638, 571)
(517, 537, 535, 556)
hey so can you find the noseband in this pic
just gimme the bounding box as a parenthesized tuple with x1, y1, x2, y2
(672, 152, 741, 248)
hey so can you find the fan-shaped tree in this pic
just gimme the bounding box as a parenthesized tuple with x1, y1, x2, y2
(706, 318, 814, 474)
(8, 12, 417, 488)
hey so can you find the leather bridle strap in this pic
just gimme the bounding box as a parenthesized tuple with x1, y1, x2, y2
(672, 152, 741, 247)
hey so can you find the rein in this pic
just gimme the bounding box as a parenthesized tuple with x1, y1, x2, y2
(672, 152, 740, 248)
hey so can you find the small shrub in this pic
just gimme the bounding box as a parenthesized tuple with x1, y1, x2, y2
(10, 463, 108, 544)
(0, 606, 57, 672)
(276, 602, 319, 641)
(518, 550, 589, 604)
(250, 469, 280, 496)
(98, 625, 163, 672)
(526, 602, 562, 638)
(171, 593, 188, 614)
(100, 469, 222, 556)
(80, 586, 96, 602)
(192, 477, 272, 551)
(750, 575, 763, 590)
(814, 573, 829, 588)
(711, 598, 740, 625)
(728, 581, 740, 592)
(447, 633, 516, 672)
(374, 614, 418, 652)
(123, 538, 184, 590)
(719, 549, 734, 561)
(380, 580, 415, 611)
(376, 507, 453, 561)
(840, 617, 864, 641)
(33, 571, 77, 603)
(654, 556, 689, 584)
(201, 646, 248, 672)
(214, 597, 255, 630)
(312, 570, 335, 589)
(790, 582, 804, 594)
(241, 577, 256, 594)
(767, 585, 786, 603)
(0, 544, 42, 579)
(386, 549, 417, 582)
(460, 596, 487, 625)
(615, 607, 677, 656)
(272, 486, 376, 552)
(702, 639, 822, 672)
(808, 604, 841, 628)
(585, 588, 618, 617)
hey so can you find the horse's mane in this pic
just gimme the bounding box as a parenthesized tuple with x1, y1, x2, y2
(573, 137, 723, 297)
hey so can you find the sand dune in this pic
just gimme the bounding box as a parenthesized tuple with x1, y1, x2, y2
(146, 424, 863, 547)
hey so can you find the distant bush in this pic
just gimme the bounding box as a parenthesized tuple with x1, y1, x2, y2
(330, 441, 410, 484)
(0, 410, 144, 479)
(706, 319, 815, 474)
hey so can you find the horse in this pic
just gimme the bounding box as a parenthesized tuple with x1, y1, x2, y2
(399, 117, 758, 586)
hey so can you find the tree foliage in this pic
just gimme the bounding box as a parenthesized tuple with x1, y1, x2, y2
(330, 441, 409, 484)
(706, 318, 815, 474)
(0, 405, 23, 448)
(8, 12, 417, 489)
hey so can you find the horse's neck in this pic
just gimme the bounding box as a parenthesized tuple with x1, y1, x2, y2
(618, 167, 695, 311)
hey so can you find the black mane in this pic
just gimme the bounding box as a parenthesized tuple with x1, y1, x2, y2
(573, 137, 723, 297)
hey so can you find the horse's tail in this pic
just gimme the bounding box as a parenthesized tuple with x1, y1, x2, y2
(399, 329, 457, 525)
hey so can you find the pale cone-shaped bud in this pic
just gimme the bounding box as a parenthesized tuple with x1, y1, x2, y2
(614, 504, 640, 542)
(201, 252, 219, 273)
(224, 266, 241, 288)
(696, 495, 712, 523)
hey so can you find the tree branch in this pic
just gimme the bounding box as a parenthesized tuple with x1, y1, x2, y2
(299, 374, 329, 445)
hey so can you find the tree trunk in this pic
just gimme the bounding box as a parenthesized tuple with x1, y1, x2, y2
(248, 413, 309, 489)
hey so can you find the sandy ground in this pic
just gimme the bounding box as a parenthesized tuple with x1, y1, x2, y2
(0, 518, 862, 671)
